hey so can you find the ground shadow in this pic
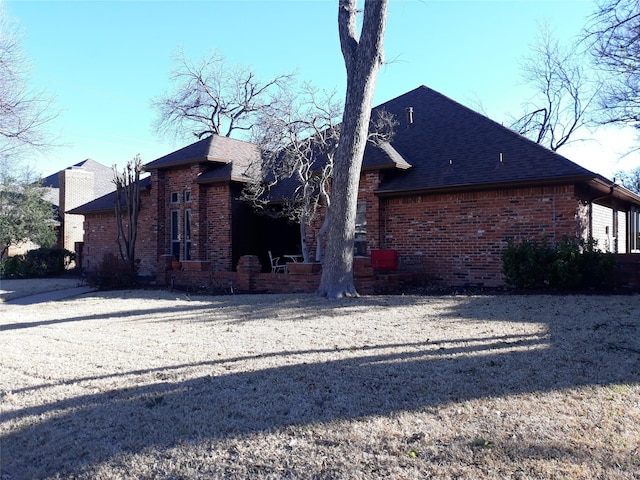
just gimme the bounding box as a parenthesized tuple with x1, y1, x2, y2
(1, 295, 638, 477)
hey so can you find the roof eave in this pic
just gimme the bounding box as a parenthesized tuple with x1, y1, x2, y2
(374, 175, 597, 198)
(146, 156, 230, 171)
(362, 163, 412, 173)
(68, 206, 114, 215)
(196, 176, 253, 185)
(588, 175, 640, 204)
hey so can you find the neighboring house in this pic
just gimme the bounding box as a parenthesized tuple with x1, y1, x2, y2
(6, 158, 115, 258)
(71, 86, 640, 288)
(41, 158, 115, 254)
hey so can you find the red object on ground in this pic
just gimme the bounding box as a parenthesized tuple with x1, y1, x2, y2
(370, 249, 398, 271)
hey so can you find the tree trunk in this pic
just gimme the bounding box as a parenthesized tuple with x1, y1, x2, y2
(299, 215, 311, 263)
(114, 155, 142, 272)
(318, 0, 388, 298)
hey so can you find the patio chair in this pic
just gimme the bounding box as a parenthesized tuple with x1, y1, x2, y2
(268, 251, 287, 273)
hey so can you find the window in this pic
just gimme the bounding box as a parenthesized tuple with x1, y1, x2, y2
(630, 207, 640, 252)
(170, 192, 179, 204)
(171, 210, 180, 259)
(184, 209, 192, 260)
(184, 190, 191, 203)
(354, 200, 367, 256)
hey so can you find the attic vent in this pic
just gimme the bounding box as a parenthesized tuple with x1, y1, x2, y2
(406, 107, 414, 127)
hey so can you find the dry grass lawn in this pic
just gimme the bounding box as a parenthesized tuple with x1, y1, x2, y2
(0, 285, 639, 479)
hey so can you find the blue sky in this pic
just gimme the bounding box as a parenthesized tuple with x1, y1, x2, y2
(6, 0, 639, 179)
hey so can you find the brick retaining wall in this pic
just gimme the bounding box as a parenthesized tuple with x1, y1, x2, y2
(159, 255, 428, 295)
(615, 254, 640, 291)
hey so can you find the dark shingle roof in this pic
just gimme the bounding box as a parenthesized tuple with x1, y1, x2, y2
(68, 176, 151, 214)
(371, 86, 595, 195)
(145, 135, 260, 170)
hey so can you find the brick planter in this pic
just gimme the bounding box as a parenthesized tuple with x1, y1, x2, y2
(181, 260, 212, 271)
(287, 262, 322, 275)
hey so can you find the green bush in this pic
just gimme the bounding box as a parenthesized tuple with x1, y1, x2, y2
(86, 253, 137, 290)
(1, 247, 75, 278)
(502, 237, 617, 291)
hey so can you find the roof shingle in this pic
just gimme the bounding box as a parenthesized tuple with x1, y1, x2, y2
(371, 86, 595, 194)
(145, 135, 260, 170)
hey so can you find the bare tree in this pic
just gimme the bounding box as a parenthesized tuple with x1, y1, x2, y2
(243, 85, 342, 264)
(614, 166, 640, 194)
(113, 155, 143, 271)
(587, 0, 640, 132)
(153, 48, 293, 141)
(244, 85, 397, 265)
(0, 3, 57, 158)
(317, 0, 389, 299)
(511, 24, 593, 151)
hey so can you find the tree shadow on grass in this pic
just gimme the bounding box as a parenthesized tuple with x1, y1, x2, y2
(0, 291, 434, 331)
(1, 294, 638, 477)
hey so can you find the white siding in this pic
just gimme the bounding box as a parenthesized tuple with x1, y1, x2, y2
(592, 203, 615, 252)
(617, 210, 627, 253)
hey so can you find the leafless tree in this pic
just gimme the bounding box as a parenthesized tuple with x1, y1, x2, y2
(113, 155, 143, 271)
(587, 0, 640, 133)
(153, 48, 294, 141)
(243, 85, 397, 265)
(614, 166, 640, 193)
(511, 24, 594, 151)
(0, 3, 57, 158)
(317, 0, 389, 299)
(243, 85, 342, 264)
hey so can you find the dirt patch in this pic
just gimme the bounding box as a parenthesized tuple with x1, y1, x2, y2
(1, 291, 639, 479)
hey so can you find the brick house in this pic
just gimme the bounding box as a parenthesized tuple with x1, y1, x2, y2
(41, 158, 115, 253)
(71, 86, 640, 289)
(7, 158, 114, 259)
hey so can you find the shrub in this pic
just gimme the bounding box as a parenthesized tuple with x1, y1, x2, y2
(501, 238, 555, 289)
(86, 253, 137, 290)
(0, 247, 75, 278)
(502, 237, 617, 291)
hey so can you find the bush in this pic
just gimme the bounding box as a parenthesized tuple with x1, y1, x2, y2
(86, 253, 137, 290)
(0, 247, 75, 278)
(502, 237, 617, 291)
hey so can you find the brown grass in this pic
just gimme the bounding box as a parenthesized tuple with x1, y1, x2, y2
(0, 289, 639, 479)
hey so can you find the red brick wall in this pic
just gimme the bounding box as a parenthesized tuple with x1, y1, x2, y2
(152, 165, 203, 264)
(378, 185, 585, 286)
(204, 183, 233, 271)
(359, 171, 383, 252)
(82, 164, 594, 291)
(82, 188, 156, 274)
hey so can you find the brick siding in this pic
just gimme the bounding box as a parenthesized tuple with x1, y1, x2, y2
(82, 188, 156, 275)
(379, 185, 585, 287)
(59, 169, 95, 252)
(82, 165, 635, 292)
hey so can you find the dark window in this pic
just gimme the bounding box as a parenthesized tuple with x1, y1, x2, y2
(184, 190, 191, 203)
(170, 192, 179, 204)
(171, 210, 180, 259)
(354, 200, 367, 256)
(184, 209, 192, 260)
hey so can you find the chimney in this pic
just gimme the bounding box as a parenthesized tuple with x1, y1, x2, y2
(406, 106, 414, 128)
